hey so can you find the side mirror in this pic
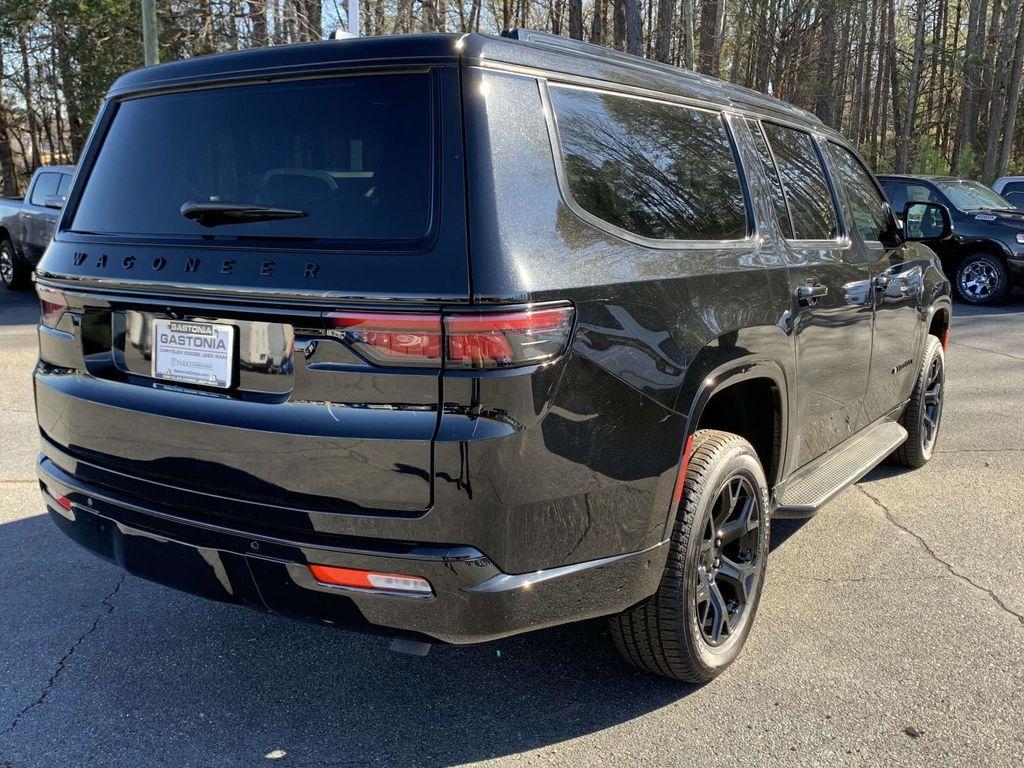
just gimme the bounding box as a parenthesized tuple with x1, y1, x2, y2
(902, 201, 952, 241)
(43, 194, 66, 210)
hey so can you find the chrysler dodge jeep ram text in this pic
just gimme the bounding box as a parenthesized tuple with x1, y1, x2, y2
(33, 30, 951, 682)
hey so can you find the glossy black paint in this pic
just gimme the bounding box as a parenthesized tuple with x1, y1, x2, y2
(878, 174, 1024, 292)
(34, 32, 951, 644)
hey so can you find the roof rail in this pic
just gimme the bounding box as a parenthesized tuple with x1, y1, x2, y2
(500, 28, 822, 127)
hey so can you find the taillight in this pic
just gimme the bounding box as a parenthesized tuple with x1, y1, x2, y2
(326, 311, 442, 367)
(324, 304, 574, 370)
(37, 286, 68, 329)
(445, 305, 575, 369)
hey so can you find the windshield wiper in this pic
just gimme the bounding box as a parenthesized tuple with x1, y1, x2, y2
(180, 201, 308, 227)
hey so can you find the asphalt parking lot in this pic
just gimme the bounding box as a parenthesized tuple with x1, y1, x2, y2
(0, 287, 1021, 768)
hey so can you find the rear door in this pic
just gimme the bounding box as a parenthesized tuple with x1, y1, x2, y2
(36, 67, 469, 524)
(747, 119, 873, 468)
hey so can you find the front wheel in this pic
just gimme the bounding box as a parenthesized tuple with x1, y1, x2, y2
(892, 335, 945, 468)
(608, 430, 770, 682)
(0, 239, 30, 291)
(955, 253, 1009, 305)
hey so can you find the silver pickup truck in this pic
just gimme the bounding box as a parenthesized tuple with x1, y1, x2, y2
(0, 166, 74, 290)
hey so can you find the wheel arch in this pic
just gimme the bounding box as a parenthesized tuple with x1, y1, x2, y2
(682, 356, 789, 486)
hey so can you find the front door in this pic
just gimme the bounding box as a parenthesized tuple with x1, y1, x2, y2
(825, 144, 923, 420)
(749, 120, 874, 469)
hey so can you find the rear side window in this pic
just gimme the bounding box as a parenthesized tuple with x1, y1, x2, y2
(828, 143, 890, 242)
(885, 181, 937, 213)
(71, 74, 434, 244)
(549, 85, 748, 242)
(762, 123, 838, 240)
(746, 119, 794, 239)
(30, 173, 60, 206)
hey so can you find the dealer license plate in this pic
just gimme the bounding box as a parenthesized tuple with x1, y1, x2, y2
(151, 319, 235, 389)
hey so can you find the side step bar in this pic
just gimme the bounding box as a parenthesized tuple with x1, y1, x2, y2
(774, 420, 908, 517)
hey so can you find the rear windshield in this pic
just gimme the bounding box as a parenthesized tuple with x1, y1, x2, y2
(71, 73, 435, 244)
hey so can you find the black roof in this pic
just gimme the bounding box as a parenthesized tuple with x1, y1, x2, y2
(108, 30, 825, 130)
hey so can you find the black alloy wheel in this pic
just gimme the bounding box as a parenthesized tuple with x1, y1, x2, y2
(694, 475, 763, 647)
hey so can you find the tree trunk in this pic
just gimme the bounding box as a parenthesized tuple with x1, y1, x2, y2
(568, 0, 583, 39)
(18, 29, 42, 171)
(983, 0, 1023, 182)
(896, 0, 928, 172)
(654, 0, 675, 62)
(814, 0, 837, 126)
(0, 55, 21, 197)
(952, 0, 988, 173)
(997, 3, 1024, 174)
(613, 0, 626, 50)
(625, 0, 642, 54)
(679, 0, 696, 68)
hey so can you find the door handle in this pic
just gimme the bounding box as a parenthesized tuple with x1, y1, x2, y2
(795, 282, 829, 302)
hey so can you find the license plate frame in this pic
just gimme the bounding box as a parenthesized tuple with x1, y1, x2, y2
(151, 319, 236, 389)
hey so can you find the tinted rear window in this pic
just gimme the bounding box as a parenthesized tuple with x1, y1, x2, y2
(549, 85, 748, 242)
(72, 74, 434, 244)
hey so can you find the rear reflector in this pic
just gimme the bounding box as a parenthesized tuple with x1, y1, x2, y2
(671, 434, 696, 505)
(445, 305, 574, 369)
(37, 286, 68, 329)
(324, 304, 574, 370)
(43, 485, 72, 511)
(309, 565, 432, 595)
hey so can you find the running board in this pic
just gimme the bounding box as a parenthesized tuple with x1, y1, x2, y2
(773, 421, 908, 517)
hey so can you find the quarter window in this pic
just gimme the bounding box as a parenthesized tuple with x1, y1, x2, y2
(549, 86, 748, 242)
(762, 123, 838, 240)
(828, 143, 891, 242)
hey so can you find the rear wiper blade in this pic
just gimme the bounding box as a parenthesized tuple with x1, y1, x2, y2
(180, 201, 308, 227)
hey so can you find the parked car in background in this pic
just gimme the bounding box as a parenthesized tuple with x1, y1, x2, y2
(993, 176, 1024, 209)
(0, 165, 75, 290)
(878, 174, 1024, 304)
(34, 30, 952, 683)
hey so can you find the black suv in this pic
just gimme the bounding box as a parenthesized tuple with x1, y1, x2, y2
(33, 31, 952, 682)
(878, 174, 1024, 304)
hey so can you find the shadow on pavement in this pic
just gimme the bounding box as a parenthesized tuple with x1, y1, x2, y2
(0, 512, 702, 767)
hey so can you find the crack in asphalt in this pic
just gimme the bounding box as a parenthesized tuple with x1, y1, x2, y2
(1, 574, 126, 737)
(771, 571, 945, 585)
(857, 485, 1024, 629)
(935, 447, 1024, 454)
(949, 340, 1024, 362)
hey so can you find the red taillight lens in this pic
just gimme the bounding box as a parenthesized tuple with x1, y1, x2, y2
(37, 286, 68, 329)
(445, 305, 574, 369)
(309, 565, 432, 595)
(325, 312, 442, 367)
(323, 305, 575, 370)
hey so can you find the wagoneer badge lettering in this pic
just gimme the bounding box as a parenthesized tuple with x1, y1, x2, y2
(62, 250, 320, 279)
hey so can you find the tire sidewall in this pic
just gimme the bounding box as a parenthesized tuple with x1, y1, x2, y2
(955, 254, 1008, 305)
(681, 444, 771, 675)
(911, 338, 944, 462)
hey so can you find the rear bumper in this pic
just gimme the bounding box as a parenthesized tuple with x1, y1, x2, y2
(38, 455, 666, 644)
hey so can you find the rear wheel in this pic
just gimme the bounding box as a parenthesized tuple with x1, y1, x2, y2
(0, 239, 30, 291)
(892, 335, 945, 468)
(608, 430, 770, 682)
(955, 253, 1009, 305)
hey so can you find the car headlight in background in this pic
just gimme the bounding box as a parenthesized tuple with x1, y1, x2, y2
(1016, 232, 1024, 244)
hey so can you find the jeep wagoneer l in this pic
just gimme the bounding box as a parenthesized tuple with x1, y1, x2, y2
(34, 30, 951, 681)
